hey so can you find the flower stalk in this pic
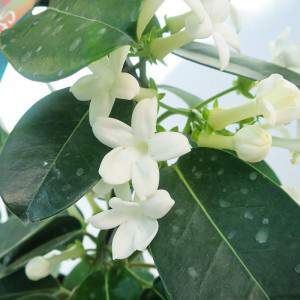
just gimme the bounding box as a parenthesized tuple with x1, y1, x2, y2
(272, 137, 300, 152)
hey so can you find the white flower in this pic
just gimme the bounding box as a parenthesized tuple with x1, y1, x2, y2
(25, 256, 52, 281)
(256, 74, 300, 126)
(283, 186, 300, 206)
(92, 98, 191, 199)
(93, 179, 132, 202)
(184, 0, 240, 70)
(70, 46, 140, 125)
(89, 190, 175, 259)
(270, 28, 300, 73)
(233, 125, 272, 163)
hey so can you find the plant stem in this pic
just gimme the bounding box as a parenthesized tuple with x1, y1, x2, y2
(128, 263, 156, 269)
(194, 86, 238, 110)
(139, 58, 149, 88)
(272, 137, 300, 152)
(157, 111, 176, 123)
(125, 267, 153, 288)
(86, 193, 102, 215)
(159, 102, 190, 116)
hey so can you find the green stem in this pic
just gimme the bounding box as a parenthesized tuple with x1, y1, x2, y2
(272, 137, 300, 152)
(159, 102, 190, 115)
(49, 244, 84, 266)
(139, 58, 149, 88)
(157, 111, 177, 123)
(194, 86, 238, 110)
(128, 263, 156, 269)
(86, 193, 102, 215)
(196, 132, 235, 150)
(125, 267, 153, 288)
(166, 12, 192, 33)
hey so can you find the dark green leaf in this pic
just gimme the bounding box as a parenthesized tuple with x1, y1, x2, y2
(159, 85, 201, 108)
(0, 125, 8, 153)
(18, 294, 56, 300)
(0, 0, 142, 81)
(0, 269, 58, 300)
(0, 215, 82, 278)
(0, 88, 133, 221)
(152, 148, 300, 299)
(140, 278, 169, 300)
(174, 42, 300, 87)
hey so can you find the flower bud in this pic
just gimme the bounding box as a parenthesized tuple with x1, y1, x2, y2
(25, 256, 51, 281)
(256, 74, 300, 125)
(233, 125, 272, 162)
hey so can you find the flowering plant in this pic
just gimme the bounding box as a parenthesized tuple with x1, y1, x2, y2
(0, 0, 300, 299)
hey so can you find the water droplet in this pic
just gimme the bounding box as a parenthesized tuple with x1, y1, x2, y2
(219, 200, 230, 208)
(172, 225, 179, 233)
(192, 166, 197, 173)
(41, 26, 51, 36)
(52, 24, 64, 35)
(62, 184, 72, 192)
(217, 169, 224, 176)
(98, 28, 106, 35)
(210, 155, 218, 161)
(227, 230, 237, 240)
(198, 158, 203, 163)
(170, 237, 176, 245)
(75, 22, 90, 32)
(21, 51, 32, 63)
(262, 218, 269, 225)
(222, 188, 227, 193)
(294, 264, 300, 274)
(188, 267, 198, 279)
(43, 161, 48, 167)
(76, 168, 84, 176)
(195, 171, 202, 179)
(57, 70, 64, 76)
(69, 38, 82, 52)
(240, 188, 249, 195)
(255, 228, 269, 244)
(36, 46, 43, 53)
(175, 209, 184, 216)
(244, 210, 254, 220)
(249, 172, 258, 181)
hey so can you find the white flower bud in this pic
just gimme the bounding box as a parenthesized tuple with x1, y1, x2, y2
(25, 256, 51, 281)
(256, 74, 300, 125)
(233, 125, 272, 163)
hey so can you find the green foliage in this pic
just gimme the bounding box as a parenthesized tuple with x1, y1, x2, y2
(175, 42, 300, 86)
(0, 0, 142, 81)
(234, 77, 255, 99)
(152, 148, 300, 299)
(0, 89, 133, 221)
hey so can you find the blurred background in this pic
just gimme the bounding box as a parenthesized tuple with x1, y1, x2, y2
(0, 0, 299, 271)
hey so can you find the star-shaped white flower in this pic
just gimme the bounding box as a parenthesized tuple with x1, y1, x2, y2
(184, 0, 240, 70)
(70, 46, 140, 125)
(89, 189, 175, 259)
(92, 98, 191, 199)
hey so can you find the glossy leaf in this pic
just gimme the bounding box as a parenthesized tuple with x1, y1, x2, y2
(0, 88, 133, 221)
(174, 42, 300, 86)
(70, 269, 144, 300)
(0, 215, 82, 278)
(0, 269, 58, 300)
(0, 125, 8, 153)
(152, 148, 300, 299)
(0, 0, 142, 81)
(159, 85, 201, 108)
(18, 295, 56, 300)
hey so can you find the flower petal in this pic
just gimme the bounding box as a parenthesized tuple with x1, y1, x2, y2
(184, 0, 207, 21)
(110, 46, 130, 73)
(201, 0, 230, 23)
(114, 182, 132, 202)
(89, 94, 115, 126)
(114, 73, 140, 100)
(133, 218, 158, 251)
(149, 132, 191, 161)
(89, 56, 111, 75)
(141, 190, 175, 219)
(131, 98, 158, 140)
(213, 32, 230, 70)
(89, 209, 127, 230)
(112, 221, 136, 259)
(93, 179, 113, 198)
(99, 146, 140, 185)
(185, 12, 213, 39)
(109, 197, 139, 210)
(132, 156, 159, 199)
(92, 117, 135, 148)
(214, 23, 240, 52)
(70, 75, 99, 101)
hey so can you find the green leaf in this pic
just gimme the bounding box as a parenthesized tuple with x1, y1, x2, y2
(152, 148, 300, 299)
(0, 88, 133, 221)
(0, 269, 58, 300)
(0, 215, 82, 278)
(140, 278, 169, 300)
(159, 85, 201, 108)
(17, 294, 56, 300)
(174, 42, 300, 86)
(0, 0, 142, 82)
(70, 269, 144, 300)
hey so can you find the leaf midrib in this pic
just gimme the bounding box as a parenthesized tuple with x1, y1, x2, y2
(27, 110, 89, 219)
(173, 164, 269, 300)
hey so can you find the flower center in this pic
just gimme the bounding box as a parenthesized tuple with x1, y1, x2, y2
(135, 140, 149, 154)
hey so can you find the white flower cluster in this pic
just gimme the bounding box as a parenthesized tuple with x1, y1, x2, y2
(71, 46, 191, 259)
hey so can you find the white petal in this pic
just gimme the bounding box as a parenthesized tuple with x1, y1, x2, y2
(114, 73, 140, 100)
(185, 12, 213, 39)
(110, 46, 130, 73)
(141, 190, 175, 219)
(89, 209, 127, 230)
(89, 94, 115, 126)
(214, 23, 240, 52)
(137, 0, 164, 39)
(201, 0, 230, 23)
(184, 0, 207, 21)
(132, 156, 159, 199)
(114, 182, 132, 202)
(149, 132, 191, 161)
(112, 221, 136, 259)
(99, 146, 140, 185)
(109, 197, 139, 211)
(131, 98, 158, 140)
(230, 2, 241, 32)
(93, 179, 113, 198)
(92, 117, 135, 148)
(89, 56, 111, 75)
(133, 218, 158, 251)
(213, 33, 230, 70)
(70, 75, 99, 101)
